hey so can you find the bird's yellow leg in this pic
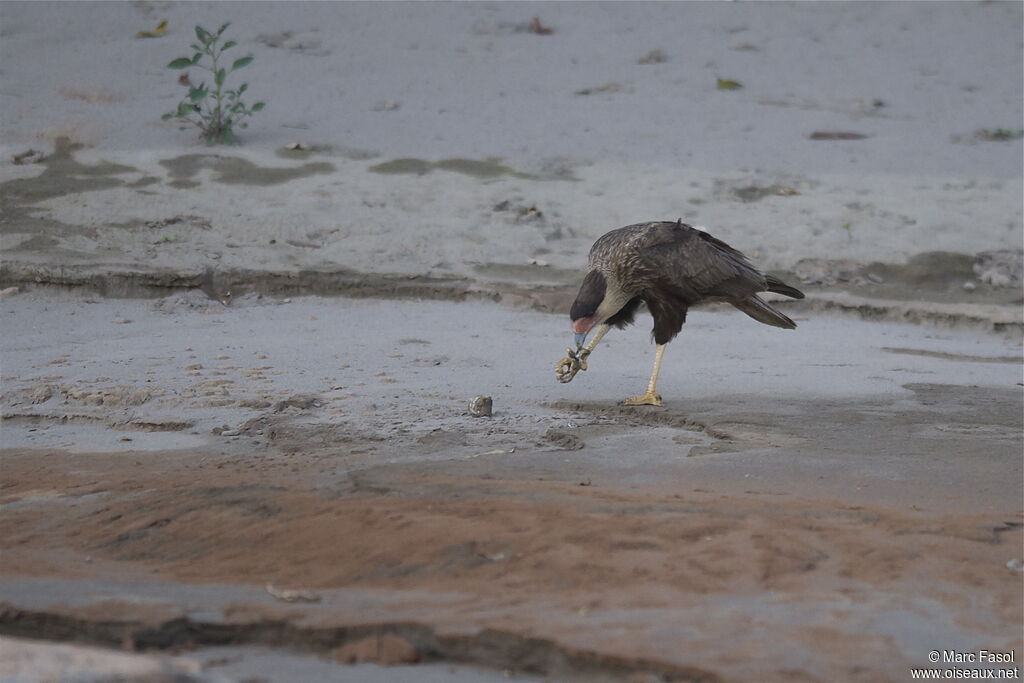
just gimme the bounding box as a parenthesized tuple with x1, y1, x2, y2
(577, 323, 609, 370)
(623, 344, 665, 407)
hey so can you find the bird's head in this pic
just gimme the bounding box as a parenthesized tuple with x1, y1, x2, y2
(569, 270, 631, 346)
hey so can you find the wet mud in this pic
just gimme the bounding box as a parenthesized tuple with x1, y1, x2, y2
(1, 293, 1021, 681)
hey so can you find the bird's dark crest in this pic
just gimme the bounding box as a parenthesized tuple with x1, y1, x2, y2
(569, 270, 606, 321)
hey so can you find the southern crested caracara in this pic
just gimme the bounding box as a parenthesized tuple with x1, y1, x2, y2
(555, 220, 804, 406)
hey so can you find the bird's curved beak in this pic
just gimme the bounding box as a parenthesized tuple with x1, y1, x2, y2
(571, 315, 596, 348)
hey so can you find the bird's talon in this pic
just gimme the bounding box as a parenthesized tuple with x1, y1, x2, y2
(555, 356, 579, 383)
(622, 391, 663, 407)
(556, 343, 590, 383)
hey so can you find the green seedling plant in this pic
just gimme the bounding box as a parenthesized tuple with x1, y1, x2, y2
(162, 23, 265, 145)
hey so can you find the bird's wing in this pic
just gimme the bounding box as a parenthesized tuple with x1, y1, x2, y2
(636, 224, 767, 299)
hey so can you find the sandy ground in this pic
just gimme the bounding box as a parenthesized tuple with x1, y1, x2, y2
(1, 291, 1022, 681)
(1, 1, 1023, 681)
(1, 1, 1022, 288)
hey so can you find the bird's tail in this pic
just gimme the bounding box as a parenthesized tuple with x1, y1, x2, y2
(765, 274, 805, 299)
(733, 295, 797, 329)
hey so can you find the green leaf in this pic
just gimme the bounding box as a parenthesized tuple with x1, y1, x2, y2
(222, 40, 237, 50)
(195, 25, 212, 44)
(188, 87, 208, 102)
(238, 82, 248, 94)
(161, 113, 173, 120)
(716, 77, 743, 91)
(251, 101, 265, 112)
(176, 101, 193, 117)
(218, 22, 231, 35)
(230, 56, 253, 72)
(215, 68, 226, 87)
(167, 57, 194, 69)
(192, 52, 204, 64)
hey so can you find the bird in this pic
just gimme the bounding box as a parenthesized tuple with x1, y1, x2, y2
(555, 220, 804, 406)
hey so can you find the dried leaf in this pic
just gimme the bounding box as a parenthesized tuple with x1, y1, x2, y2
(716, 78, 743, 91)
(136, 20, 168, 39)
(528, 17, 553, 35)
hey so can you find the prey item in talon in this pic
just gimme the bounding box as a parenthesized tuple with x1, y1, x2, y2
(554, 349, 583, 383)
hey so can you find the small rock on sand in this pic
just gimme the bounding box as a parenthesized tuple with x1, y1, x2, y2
(468, 395, 493, 417)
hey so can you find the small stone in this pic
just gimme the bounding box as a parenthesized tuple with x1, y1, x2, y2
(468, 395, 493, 417)
(963, 280, 977, 291)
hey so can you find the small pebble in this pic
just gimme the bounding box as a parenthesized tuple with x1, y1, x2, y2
(468, 395, 493, 417)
